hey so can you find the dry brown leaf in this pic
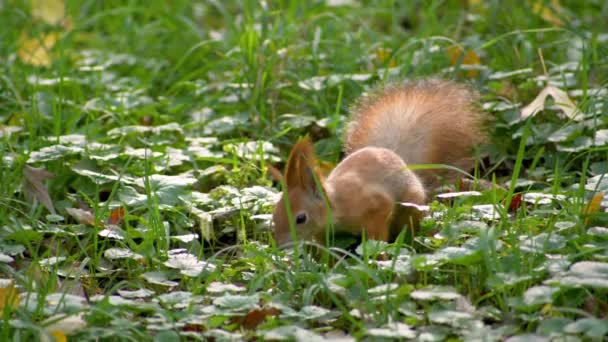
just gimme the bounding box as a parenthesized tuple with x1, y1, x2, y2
(520, 85, 581, 121)
(266, 164, 283, 182)
(65, 208, 96, 226)
(18, 32, 59, 67)
(509, 193, 523, 212)
(108, 207, 125, 225)
(191, 207, 214, 241)
(23, 165, 56, 214)
(242, 307, 281, 330)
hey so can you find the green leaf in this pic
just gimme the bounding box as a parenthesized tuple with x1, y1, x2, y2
(203, 329, 244, 341)
(586, 174, 608, 192)
(564, 318, 608, 338)
(438, 238, 482, 265)
(141, 271, 179, 287)
(410, 286, 462, 301)
(282, 305, 332, 321)
(206, 282, 246, 294)
(367, 322, 417, 339)
(545, 261, 608, 289)
(428, 309, 475, 328)
(520, 233, 566, 253)
(536, 317, 573, 337)
(588, 226, 608, 237)
(213, 294, 259, 312)
(262, 325, 325, 342)
(164, 252, 216, 277)
(522, 285, 558, 306)
(28, 145, 84, 163)
(0, 252, 14, 263)
(104, 248, 144, 261)
(504, 334, 550, 342)
(153, 330, 181, 342)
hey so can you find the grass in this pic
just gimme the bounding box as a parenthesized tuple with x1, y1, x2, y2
(1, 0, 608, 340)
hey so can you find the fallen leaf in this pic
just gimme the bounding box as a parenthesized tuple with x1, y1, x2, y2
(509, 193, 523, 212)
(65, 207, 96, 225)
(266, 164, 283, 182)
(584, 192, 604, 215)
(31, 0, 69, 27)
(584, 192, 604, 226)
(48, 331, 67, 342)
(191, 207, 214, 241)
(42, 313, 87, 342)
(18, 32, 59, 67)
(0, 126, 23, 138)
(521, 85, 581, 121)
(108, 207, 125, 225)
(447, 45, 481, 78)
(532, 0, 564, 26)
(0, 283, 20, 311)
(242, 307, 281, 330)
(375, 47, 396, 67)
(139, 115, 154, 126)
(23, 165, 56, 214)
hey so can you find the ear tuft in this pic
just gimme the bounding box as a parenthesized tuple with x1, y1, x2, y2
(284, 136, 316, 189)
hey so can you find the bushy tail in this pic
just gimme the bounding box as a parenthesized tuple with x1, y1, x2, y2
(343, 78, 486, 187)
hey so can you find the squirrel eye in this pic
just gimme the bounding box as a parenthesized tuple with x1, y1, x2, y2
(295, 213, 307, 224)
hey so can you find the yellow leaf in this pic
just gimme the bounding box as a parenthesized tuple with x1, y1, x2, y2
(446, 45, 481, 78)
(0, 283, 20, 311)
(49, 330, 67, 342)
(18, 32, 59, 67)
(584, 192, 604, 215)
(43, 313, 87, 341)
(532, 0, 564, 26)
(375, 48, 395, 67)
(31, 0, 66, 26)
(583, 192, 603, 226)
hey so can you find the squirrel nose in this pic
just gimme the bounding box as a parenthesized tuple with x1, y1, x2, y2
(274, 230, 294, 248)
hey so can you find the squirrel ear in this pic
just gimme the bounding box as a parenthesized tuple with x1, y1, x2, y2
(302, 164, 319, 195)
(284, 137, 317, 190)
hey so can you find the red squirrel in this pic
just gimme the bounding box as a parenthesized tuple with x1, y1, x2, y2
(272, 79, 486, 246)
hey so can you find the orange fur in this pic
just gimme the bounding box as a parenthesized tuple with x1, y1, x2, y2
(273, 79, 485, 246)
(344, 78, 486, 188)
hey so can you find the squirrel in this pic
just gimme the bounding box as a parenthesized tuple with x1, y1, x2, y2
(272, 78, 486, 246)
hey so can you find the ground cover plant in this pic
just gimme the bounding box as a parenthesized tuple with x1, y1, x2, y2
(1, 0, 608, 340)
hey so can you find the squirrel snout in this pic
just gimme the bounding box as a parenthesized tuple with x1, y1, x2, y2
(274, 233, 293, 248)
